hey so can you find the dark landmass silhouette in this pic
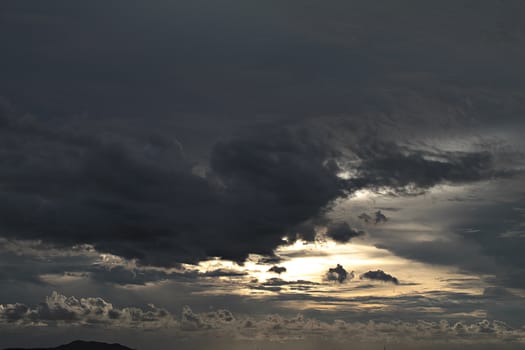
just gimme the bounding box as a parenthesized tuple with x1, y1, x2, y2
(4, 340, 135, 350)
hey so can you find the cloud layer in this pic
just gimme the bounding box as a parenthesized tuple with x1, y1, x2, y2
(2, 292, 524, 346)
(0, 101, 515, 267)
(0, 292, 175, 328)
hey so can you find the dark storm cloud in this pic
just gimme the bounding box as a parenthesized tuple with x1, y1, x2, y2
(0, 100, 516, 267)
(360, 270, 399, 285)
(325, 222, 364, 243)
(0, 0, 523, 270)
(0, 102, 348, 265)
(206, 127, 346, 261)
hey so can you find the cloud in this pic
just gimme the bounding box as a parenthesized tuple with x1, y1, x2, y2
(2, 3, 525, 340)
(257, 256, 283, 265)
(2, 292, 525, 345)
(200, 269, 248, 278)
(261, 278, 319, 287)
(0, 105, 353, 266)
(268, 266, 287, 274)
(358, 211, 388, 225)
(249, 278, 320, 293)
(0, 239, 252, 286)
(0, 292, 175, 328)
(357, 213, 372, 224)
(374, 210, 388, 224)
(360, 270, 399, 285)
(483, 287, 518, 299)
(349, 141, 515, 194)
(325, 223, 364, 243)
(85, 264, 250, 286)
(325, 264, 352, 283)
(181, 305, 235, 331)
(0, 100, 517, 268)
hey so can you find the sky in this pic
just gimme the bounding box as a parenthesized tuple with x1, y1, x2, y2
(1, 1, 525, 349)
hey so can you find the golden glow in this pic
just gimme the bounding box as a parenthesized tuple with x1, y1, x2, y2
(176, 183, 494, 312)
(188, 235, 487, 307)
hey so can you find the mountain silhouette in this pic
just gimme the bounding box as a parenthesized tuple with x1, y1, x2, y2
(4, 340, 135, 350)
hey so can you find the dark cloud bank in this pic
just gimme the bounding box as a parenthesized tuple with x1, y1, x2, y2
(0, 1, 523, 288)
(0, 99, 517, 267)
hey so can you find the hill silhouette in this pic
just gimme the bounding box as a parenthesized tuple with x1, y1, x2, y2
(4, 340, 135, 350)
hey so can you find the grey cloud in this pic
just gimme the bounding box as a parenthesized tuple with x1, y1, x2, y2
(0, 240, 101, 285)
(357, 210, 390, 225)
(373, 195, 525, 291)
(0, 292, 175, 328)
(0, 0, 522, 270)
(200, 269, 248, 278)
(360, 270, 399, 285)
(261, 278, 319, 287)
(181, 306, 235, 331)
(249, 278, 320, 293)
(325, 223, 364, 243)
(268, 266, 287, 274)
(357, 213, 372, 224)
(375, 239, 497, 277)
(483, 287, 518, 299)
(0, 104, 511, 268)
(0, 239, 250, 286)
(278, 249, 330, 259)
(349, 141, 515, 195)
(0, 106, 349, 266)
(374, 210, 388, 224)
(85, 265, 249, 286)
(2, 0, 525, 124)
(257, 256, 283, 265)
(325, 264, 352, 283)
(2, 292, 525, 346)
(374, 207, 402, 212)
(87, 266, 171, 286)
